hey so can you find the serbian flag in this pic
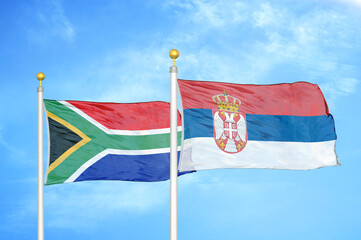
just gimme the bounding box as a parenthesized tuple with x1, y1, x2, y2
(177, 79, 339, 172)
(44, 100, 187, 185)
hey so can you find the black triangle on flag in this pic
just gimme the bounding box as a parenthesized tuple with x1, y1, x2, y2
(48, 117, 82, 165)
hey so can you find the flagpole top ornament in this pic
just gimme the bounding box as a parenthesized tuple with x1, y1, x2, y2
(36, 72, 45, 87)
(169, 49, 179, 66)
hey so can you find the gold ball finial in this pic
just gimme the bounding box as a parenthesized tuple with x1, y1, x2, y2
(37, 72, 45, 86)
(169, 49, 179, 66)
(37, 72, 45, 81)
(169, 49, 179, 59)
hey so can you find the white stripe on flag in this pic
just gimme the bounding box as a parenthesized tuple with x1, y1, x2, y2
(178, 138, 338, 171)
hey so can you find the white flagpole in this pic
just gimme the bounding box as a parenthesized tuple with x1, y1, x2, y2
(37, 72, 45, 240)
(169, 49, 179, 240)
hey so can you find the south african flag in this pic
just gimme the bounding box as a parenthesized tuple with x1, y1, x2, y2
(44, 100, 184, 185)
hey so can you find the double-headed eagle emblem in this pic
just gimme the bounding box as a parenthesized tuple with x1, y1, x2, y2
(212, 91, 247, 153)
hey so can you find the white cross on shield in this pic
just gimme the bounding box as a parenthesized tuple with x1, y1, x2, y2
(224, 121, 237, 139)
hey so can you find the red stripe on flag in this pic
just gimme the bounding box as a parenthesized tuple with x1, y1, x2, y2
(67, 101, 181, 131)
(178, 80, 329, 116)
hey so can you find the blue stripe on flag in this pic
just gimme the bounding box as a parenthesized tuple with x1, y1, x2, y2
(74, 152, 189, 182)
(184, 108, 336, 142)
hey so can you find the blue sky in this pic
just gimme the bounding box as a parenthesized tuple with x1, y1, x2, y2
(1, 0, 361, 239)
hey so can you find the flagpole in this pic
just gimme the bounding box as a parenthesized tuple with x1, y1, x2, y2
(37, 72, 45, 240)
(169, 49, 179, 240)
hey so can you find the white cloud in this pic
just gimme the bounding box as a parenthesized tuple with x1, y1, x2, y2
(253, 2, 283, 28)
(320, 77, 359, 107)
(101, 50, 169, 101)
(165, 0, 246, 28)
(338, 78, 358, 93)
(333, 0, 361, 7)
(78, 47, 172, 103)
(84, 0, 360, 107)
(248, 2, 361, 105)
(29, 0, 75, 43)
(38, 0, 360, 119)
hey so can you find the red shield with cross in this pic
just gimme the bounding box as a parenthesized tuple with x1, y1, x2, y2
(213, 110, 247, 154)
(211, 90, 247, 154)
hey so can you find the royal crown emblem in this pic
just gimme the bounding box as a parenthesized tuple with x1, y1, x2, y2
(212, 91, 247, 154)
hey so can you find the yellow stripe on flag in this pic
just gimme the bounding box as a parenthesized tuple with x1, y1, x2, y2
(46, 111, 91, 173)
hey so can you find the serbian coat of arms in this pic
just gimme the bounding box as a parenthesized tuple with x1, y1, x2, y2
(212, 91, 247, 153)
